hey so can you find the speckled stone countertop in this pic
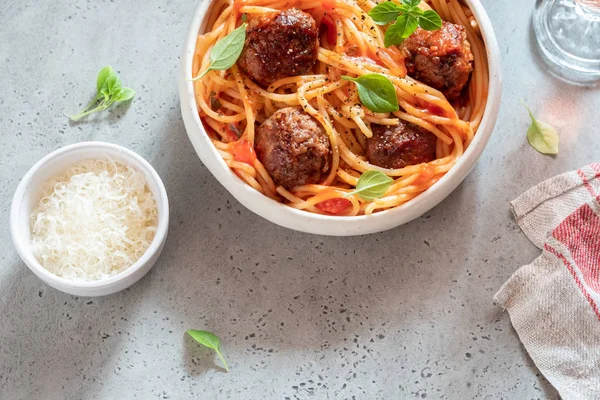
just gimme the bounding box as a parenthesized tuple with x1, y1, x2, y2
(1, 0, 599, 399)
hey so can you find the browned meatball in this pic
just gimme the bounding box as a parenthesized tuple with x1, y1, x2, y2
(238, 8, 319, 87)
(255, 108, 331, 189)
(366, 121, 437, 169)
(400, 21, 473, 100)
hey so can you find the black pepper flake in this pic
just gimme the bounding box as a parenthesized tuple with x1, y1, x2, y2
(229, 123, 242, 138)
(209, 91, 222, 111)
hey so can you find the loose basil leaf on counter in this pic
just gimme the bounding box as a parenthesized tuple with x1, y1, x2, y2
(192, 23, 247, 81)
(187, 330, 229, 371)
(368, 2, 407, 25)
(341, 74, 399, 113)
(67, 66, 135, 121)
(96, 66, 114, 92)
(524, 104, 559, 155)
(419, 9, 443, 31)
(104, 73, 121, 96)
(116, 87, 136, 102)
(346, 170, 394, 201)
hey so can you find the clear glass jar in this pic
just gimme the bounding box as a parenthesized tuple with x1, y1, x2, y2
(533, 0, 600, 86)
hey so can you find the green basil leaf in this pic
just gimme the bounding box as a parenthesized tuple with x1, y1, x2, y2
(96, 66, 113, 92)
(418, 9, 443, 30)
(412, 6, 424, 16)
(104, 73, 122, 97)
(67, 66, 135, 121)
(192, 23, 247, 81)
(395, 12, 419, 39)
(117, 87, 136, 102)
(342, 74, 399, 113)
(346, 170, 394, 201)
(186, 330, 229, 371)
(110, 87, 122, 101)
(210, 23, 247, 69)
(384, 21, 405, 47)
(368, 2, 405, 25)
(401, 0, 421, 8)
(524, 105, 559, 155)
(384, 13, 418, 47)
(102, 68, 119, 93)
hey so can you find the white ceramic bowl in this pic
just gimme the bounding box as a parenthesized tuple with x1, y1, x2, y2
(179, 0, 502, 236)
(10, 142, 169, 297)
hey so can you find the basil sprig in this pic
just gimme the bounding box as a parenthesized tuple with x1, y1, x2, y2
(346, 170, 394, 201)
(523, 104, 559, 155)
(369, 0, 443, 47)
(192, 23, 247, 81)
(187, 330, 229, 371)
(67, 66, 135, 121)
(342, 74, 399, 113)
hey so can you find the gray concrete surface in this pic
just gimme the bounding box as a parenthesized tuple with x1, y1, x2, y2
(1, 0, 599, 399)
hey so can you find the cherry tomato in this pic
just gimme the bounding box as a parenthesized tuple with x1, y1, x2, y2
(231, 140, 257, 165)
(316, 198, 352, 215)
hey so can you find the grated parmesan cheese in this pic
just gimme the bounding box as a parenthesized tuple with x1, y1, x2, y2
(30, 158, 158, 281)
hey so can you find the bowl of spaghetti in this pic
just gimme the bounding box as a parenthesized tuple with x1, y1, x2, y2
(179, 0, 501, 236)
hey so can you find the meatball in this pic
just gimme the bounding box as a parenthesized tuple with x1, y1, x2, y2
(400, 21, 473, 99)
(366, 121, 437, 169)
(238, 8, 319, 87)
(255, 107, 331, 189)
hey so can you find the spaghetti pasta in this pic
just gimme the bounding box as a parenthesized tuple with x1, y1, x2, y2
(192, 0, 488, 216)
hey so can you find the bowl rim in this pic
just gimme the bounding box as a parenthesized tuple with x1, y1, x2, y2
(10, 141, 170, 290)
(178, 0, 503, 236)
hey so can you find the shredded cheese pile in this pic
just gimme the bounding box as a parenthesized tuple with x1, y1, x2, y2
(30, 159, 158, 281)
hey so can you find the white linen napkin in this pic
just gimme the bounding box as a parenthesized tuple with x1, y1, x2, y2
(495, 163, 600, 400)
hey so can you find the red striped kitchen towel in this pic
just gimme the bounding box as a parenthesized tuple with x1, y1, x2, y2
(495, 163, 600, 400)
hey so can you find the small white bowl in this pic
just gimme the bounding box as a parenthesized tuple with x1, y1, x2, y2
(10, 141, 169, 297)
(179, 0, 502, 236)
